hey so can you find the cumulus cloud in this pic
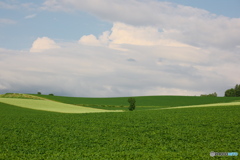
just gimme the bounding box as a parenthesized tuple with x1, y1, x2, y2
(109, 22, 197, 48)
(78, 31, 110, 47)
(1, 32, 239, 97)
(30, 37, 60, 53)
(78, 22, 197, 51)
(78, 34, 101, 46)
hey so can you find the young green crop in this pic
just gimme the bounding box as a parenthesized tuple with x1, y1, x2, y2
(0, 102, 239, 159)
(32, 94, 240, 107)
(0, 98, 123, 113)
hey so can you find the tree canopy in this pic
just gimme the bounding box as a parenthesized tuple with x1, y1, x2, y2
(225, 84, 240, 97)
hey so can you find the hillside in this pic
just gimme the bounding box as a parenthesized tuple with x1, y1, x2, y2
(33, 94, 240, 107)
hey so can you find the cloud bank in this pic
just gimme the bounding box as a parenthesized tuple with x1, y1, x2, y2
(43, 0, 240, 49)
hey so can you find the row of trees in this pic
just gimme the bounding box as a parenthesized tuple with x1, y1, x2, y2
(225, 84, 240, 97)
(200, 92, 217, 97)
(37, 92, 54, 96)
(201, 84, 240, 97)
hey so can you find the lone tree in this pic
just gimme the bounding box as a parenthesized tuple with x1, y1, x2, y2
(128, 97, 136, 111)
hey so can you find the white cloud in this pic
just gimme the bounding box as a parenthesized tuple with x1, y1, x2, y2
(109, 22, 159, 46)
(24, 14, 36, 19)
(1, 33, 239, 97)
(43, 0, 240, 50)
(30, 37, 60, 53)
(78, 34, 101, 46)
(78, 22, 197, 51)
(78, 31, 111, 47)
(109, 22, 196, 48)
(41, 0, 213, 26)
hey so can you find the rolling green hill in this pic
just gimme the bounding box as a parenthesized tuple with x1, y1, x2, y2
(1, 93, 240, 111)
(33, 94, 240, 107)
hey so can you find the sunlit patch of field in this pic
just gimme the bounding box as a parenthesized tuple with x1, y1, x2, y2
(0, 98, 123, 113)
(161, 101, 240, 109)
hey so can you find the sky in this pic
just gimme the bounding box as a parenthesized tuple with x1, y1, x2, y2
(0, 0, 240, 97)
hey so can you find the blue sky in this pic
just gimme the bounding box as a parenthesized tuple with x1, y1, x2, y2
(0, 4, 111, 49)
(0, 0, 240, 97)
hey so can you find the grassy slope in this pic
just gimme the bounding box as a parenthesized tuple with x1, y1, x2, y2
(33, 94, 240, 107)
(0, 102, 239, 159)
(162, 101, 240, 109)
(0, 98, 122, 113)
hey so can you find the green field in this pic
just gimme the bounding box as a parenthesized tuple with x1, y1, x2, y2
(0, 94, 240, 159)
(0, 98, 123, 113)
(33, 94, 240, 110)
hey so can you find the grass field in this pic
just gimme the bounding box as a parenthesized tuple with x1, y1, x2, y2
(1, 94, 240, 112)
(0, 94, 240, 159)
(33, 94, 240, 106)
(0, 101, 239, 159)
(31, 94, 240, 110)
(160, 101, 240, 109)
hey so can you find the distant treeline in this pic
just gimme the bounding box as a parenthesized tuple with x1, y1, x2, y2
(225, 84, 240, 97)
(200, 92, 217, 97)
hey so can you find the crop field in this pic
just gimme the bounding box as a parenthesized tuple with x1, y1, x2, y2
(164, 102, 240, 109)
(0, 98, 122, 113)
(0, 97, 240, 159)
(32, 94, 240, 111)
(33, 94, 240, 106)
